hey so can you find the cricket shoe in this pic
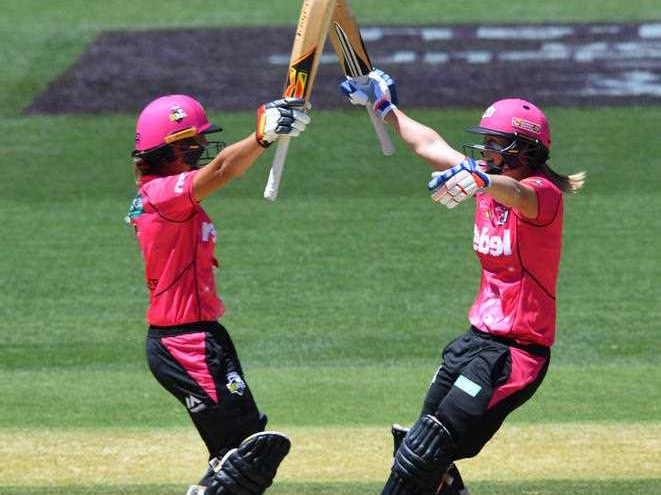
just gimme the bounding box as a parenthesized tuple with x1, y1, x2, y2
(185, 485, 208, 495)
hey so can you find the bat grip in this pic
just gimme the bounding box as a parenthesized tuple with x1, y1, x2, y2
(366, 107, 395, 156)
(263, 136, 291, 202)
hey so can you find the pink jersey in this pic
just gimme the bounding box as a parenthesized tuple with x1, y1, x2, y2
(469, 172, 563, 347)
(128, 170, 224, 326)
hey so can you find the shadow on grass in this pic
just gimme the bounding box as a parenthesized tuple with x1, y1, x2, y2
(2, 480, 660, 495)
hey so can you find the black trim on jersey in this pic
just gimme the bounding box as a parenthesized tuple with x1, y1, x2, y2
(511, 178, 562, 228)
(140, 172, 199, 223)
(150, 200, 197, 223)
(193, 249, 202, 322)
(521, 266, 556, 300)
(153, 258, 195, 297)
(513, 218, 556, 302)
(513, 187, 561, 300)
(500, 214, 554, 338)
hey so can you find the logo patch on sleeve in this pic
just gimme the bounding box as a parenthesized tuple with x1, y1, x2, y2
(454, 374, 482, 397)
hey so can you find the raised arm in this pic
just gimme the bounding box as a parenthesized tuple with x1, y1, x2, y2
(193, 134, 265, 202)
(193, 98, 310, 202)
(340, 69, 540, 218)
(385, 109, 465, 171)
(341, 70, 464, 171)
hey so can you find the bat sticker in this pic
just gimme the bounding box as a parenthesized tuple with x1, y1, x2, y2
(284, 46, 317, 99)
(333, 22, 371, 76)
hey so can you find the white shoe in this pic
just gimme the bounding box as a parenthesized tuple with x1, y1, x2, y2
(184, 484, 207, 495)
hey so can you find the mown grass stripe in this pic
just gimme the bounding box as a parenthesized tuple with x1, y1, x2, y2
(1, 424, 658, 485)
(1, 480, 661, 495)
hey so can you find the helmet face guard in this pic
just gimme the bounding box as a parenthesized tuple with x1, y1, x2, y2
(463, 130, 545, 172)
(169, 136, 226, 168)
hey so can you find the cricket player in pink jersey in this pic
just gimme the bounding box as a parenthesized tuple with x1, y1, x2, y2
(127, 94, 310, 495)
(341, 70, 585, 495)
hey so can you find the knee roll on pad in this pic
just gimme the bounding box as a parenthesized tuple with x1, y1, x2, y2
(207, 431, 291, 495)
(390, 414, 454, 493)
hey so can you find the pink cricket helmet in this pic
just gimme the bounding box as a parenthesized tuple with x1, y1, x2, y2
(466, 98, 551, 150)
(132, 95, 222, 156)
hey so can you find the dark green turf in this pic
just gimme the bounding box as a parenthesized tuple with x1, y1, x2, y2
(2, 364, 658, 427)
(2, 480, 660, 495)
(2, 109, 660, 375)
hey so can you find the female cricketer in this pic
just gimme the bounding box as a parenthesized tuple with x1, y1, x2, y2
(127, 94, 309, 495)
(341, 70, 585, 495)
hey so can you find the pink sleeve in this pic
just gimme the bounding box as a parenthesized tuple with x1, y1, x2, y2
(519, 177, 562, 225)
(142, 170, 198, 220)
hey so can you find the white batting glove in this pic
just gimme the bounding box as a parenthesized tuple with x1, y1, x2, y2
(256, 97, 311, 148)
(428, 159, 491, 209)
(340, 69, 398, 120)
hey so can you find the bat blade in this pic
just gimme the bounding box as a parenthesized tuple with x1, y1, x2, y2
(264, 0, 336, 202)
(332, 21, 372, 77)
(329, 0, 395, 156)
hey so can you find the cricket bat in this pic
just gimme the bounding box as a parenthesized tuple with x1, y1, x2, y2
(263, 0, 336, 202)
(329, 0, 395, 156)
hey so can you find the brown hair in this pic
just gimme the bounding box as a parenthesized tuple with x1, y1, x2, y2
(538, 163, 586, 194)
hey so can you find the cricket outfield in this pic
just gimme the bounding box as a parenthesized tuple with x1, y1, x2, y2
(1, 1, 660, 495)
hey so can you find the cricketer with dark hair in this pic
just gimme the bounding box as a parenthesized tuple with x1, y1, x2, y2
(127, 94, 309, 495)
(340, 69, 585, 495)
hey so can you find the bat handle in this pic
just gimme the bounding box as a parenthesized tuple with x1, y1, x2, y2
(263, 136, 291, 202)
(366, 106, 395, 156)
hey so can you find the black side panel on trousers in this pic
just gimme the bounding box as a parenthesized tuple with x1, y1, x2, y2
(146, 321, 265, 458)
(421, 328, 549, 460)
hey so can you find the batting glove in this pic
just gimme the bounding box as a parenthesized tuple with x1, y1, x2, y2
(340, 69, 398, 121)
(428, 159, 491, 209)
(256, 97, 311, 148)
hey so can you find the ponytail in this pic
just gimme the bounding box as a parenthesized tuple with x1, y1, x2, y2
(538, 163, 586, 193)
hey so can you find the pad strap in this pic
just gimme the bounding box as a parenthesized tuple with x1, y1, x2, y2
(385, 415, 454, 494)
(208, 432, 290, 495)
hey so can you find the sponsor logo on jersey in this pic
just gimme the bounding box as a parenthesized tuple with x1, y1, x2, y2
(226, 372, 246, 396)
(494, 205, 510, 226)
(473, 225, 512, 256)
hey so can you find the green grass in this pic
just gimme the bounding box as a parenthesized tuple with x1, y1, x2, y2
(1, 1, 660, 494)
(2, 109, 660, 371)
(2, 480, 661, 495)
(2, 365, 659, 428)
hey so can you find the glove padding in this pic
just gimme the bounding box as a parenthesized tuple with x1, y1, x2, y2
(256, 97, 310, 148)
(340, 69, 398, 120)
(428, 159, 491, 209)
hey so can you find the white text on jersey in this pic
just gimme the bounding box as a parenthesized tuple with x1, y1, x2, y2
(473, 225, 512, 256)
(174, 173, 186, 194)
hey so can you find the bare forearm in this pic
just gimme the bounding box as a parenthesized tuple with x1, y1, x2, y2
(487, 175, 538, 218)
(385, 109, 465, 170)
(193, 134, 265, 201)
